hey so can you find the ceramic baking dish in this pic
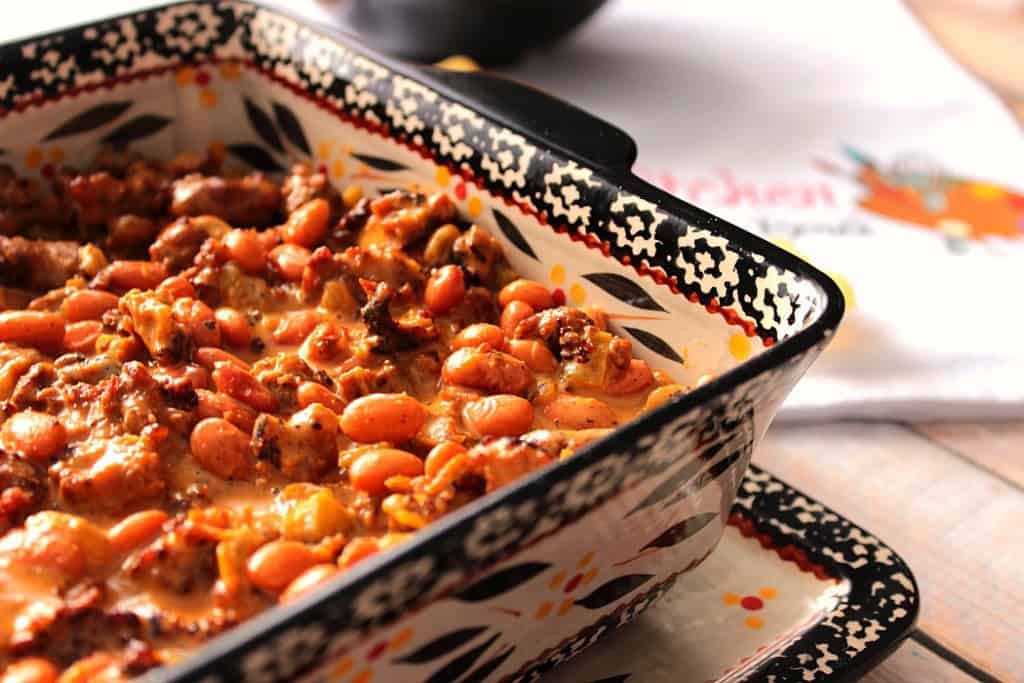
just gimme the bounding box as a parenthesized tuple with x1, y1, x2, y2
(0, 2, 844, 681)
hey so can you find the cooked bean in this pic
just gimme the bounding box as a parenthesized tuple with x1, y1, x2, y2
(424, 265, 466, 315)
(498, 279, 553, 310)
(246, 540, 321, 593)
(645, 383, 686, 410)
(215, 307, 251, 348)
(269, 243, 312, 282)
(0, 310, 65, 351)
(338, 537, 379, 568)
(452, 323, 504, 350)
(53, 653, 120, 683)
(224, 229, 268, 274)
(62, 289, 118, 322)
(196, 389, 258, 432)
(506, 339, 558, 372)
(424, 441, 467, 478)
(63, 320, 102, 354)
(464, 395, 534, 437)
(280, 563, 338, 604)
(606, 359, 655, 395)
(172, 297, 221, 347)
(441, 346, 532, 395)
(272, 310, 323, 345)
(93, 260, 169, 292)
(340, 393, 427, 444)
(282, 198, 330, 247)
(349, 448, 424, 495)
(107, 509, 168, 552)
(543, 395, 617, 429)
(156, 275, 197, 300)
(212, 364, 278, 413)
(296, 381, 346, 414)
(195, 346, 250, 371)
(190, 417, 254, 479)
(2, 658, 59, 683)
(1, 410, 67, 462)
(500, 300, 534, 335)
(423, 223, 460, 266)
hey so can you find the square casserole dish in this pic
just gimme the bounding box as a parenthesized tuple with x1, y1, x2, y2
(0, 2, 844, 681)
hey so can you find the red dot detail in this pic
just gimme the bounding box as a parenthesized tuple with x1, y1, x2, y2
(317, 163, 328, 176)
(454, 182, 467, 200)
(741, 596, 764, 611)
(564, 573, 583, 593)
(552, 288, 566, 306)
(195, 71, 211, 86)
(367, 640, 388, 660)
(41, 164, 54, 179)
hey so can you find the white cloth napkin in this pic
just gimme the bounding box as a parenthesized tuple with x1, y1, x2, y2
(505, 0, 1024, 422)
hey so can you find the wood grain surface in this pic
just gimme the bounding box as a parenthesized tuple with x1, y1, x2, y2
(756, 420, 1023, 683)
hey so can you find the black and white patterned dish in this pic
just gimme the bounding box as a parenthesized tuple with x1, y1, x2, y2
(0, 3, 862, 682)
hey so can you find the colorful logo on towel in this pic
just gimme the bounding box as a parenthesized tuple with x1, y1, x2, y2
(816, 146, 1024, 243)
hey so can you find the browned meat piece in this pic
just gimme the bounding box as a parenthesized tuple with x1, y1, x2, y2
(327, 196, 371, 250)
(126, 520, 219, 593)
(250, 352, 321, 413)
(0, 286, 33, 311)
(0, 450, 48, 532)
(148, 217, 209, 271)
(281, 163, 342, 219)
(170, 173, 281, 227)
(452, 224, 512, 287)
(442, 285, 500, 330)
(0, 165, 66, 236)
(6, 360, 59, 412)
(338, 244, 423, 289)
(335, 361, 405, 402)
(441, 346, 532, 395)
(361, 282, 437, 354)
(51, 434, 166, 513)
(251, 404, 339, 481)
(0, 236, 81, 291)
(0, 343, 45, 401)
(119, 290, 189, 363)
(359, 191, 456, 249)
(514, 306, 596, 362)
(465, 437, 554, 492)
(519, 428, 613, 456)
(54, 163, 171, 234)
(9, 595, 145, 670)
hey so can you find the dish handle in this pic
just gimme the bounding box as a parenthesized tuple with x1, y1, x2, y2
(411, 64, 638, 172)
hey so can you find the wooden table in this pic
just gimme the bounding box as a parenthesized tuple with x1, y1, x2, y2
(755, 420, 1023, 682)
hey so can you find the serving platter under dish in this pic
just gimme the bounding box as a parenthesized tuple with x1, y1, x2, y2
(0, 2, 848, 681)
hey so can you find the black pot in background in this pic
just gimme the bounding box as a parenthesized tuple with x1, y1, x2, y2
(340, 0, 608, 65)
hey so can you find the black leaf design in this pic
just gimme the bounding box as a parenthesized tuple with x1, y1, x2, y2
(227, 144, 284, 173)
(422, 633, 499, 683)
(459, 646, 515, 683)
(659, 450, 744, 511)
(626, 454, 706, 517)
(395, 626, 488, 664)
(453, 562, 550, 602)
(623, 326, 683, 363)
(43, 101, 132, 141)
(640, 513, 717, 551)
(100, 115, 173, 147)
(574, 574, 653, 609)
(273, 102, 311, 155)
(491, 208, 538, 261)
(351, 153, 408, 172)
(243, 98, 284, 153)
(587, 676, 631, 683)
(582, 273, 666, 312)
